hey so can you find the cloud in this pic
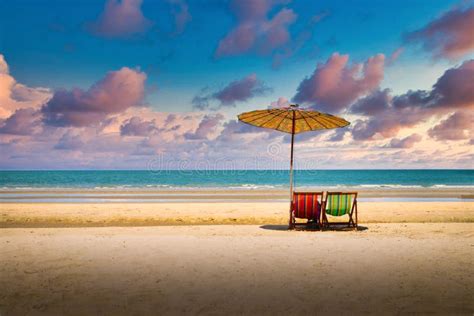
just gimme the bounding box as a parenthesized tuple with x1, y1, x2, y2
(292, 53, 385, 112)
(120, 116, 159, 136)
(327, 128, 347, 142)
(0, 54, 51, 119)
(430, 59, 474, 108)
(269, 96, 290, 108)
(54, 131, 85, 150)
(350, 60, 474, 140)
(185, 113, 224, 140)
(215, 0, 296, 58)
(404, 5, 474, 59)
(388, 47, 404, 65)
(350, 89, 432, 141)
(350, 88, 392, 116)
(87, 0, 152, 38)
(193, 73, 271, 109)
(428, 111, 473, 141)
(0, 108, 42, 135)
(272, 10, 330, 68)
(42, 67, 146, 127)
(386, 134, 422, 148)
(168, 0, 191, 35)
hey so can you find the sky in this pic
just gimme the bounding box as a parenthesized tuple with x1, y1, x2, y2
(0, 0, 473, 169)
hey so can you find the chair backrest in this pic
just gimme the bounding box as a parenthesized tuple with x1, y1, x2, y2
(325, 192, 357, 216)
(292, 192, 323, 220)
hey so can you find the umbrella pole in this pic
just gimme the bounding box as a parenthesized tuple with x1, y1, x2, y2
(288, 112, 296, 229)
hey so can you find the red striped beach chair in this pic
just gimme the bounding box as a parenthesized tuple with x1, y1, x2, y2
(290, 192, 324, 229)
(322, 192, 358, 229)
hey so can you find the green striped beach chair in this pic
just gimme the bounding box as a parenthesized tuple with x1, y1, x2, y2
(322, 192, 358, 229)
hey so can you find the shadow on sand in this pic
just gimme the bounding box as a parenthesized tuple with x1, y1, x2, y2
(260, 224, 368, 232)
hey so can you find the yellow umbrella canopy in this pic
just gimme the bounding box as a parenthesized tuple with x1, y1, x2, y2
(237, 104, 350, 228)
(238, 106, 349, 133)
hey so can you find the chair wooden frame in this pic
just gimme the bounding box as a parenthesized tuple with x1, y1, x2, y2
(289, 191, 324, 230)
(321, 192, 358, 230)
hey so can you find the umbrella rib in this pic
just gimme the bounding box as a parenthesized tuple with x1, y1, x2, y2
(258, 112, 283, 127)
(306, 112, 330, 129)
(240, 111, 273, 123)
(309, 111, 349, 127)
(240, 109, 279, 123)
(275, 111, 291, 131)
(300, 112, 315, 131)
(319, 115, 347, 127)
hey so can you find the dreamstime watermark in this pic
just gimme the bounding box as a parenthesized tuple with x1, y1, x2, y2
(146, 141, 321, 176)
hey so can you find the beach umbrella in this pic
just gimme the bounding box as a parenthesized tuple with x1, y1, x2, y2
(237, 104, 350, 225)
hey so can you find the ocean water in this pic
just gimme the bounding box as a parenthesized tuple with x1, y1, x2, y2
(0, 170, 472, 190)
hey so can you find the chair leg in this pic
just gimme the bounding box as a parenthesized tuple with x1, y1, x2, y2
(288, 211, 295, 230)
(321, 213, 328, 230)
(355, 202, 358, 230)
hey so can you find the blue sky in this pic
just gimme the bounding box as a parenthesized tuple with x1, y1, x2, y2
(0, 0, 460, 110)
(0, 0, 472, 169)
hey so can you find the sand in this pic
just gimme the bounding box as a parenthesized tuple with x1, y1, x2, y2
(2, 187, 473, 199)
(1, 201, 473, 227)
(0, 224, 473, 315)
(1, 197, 473, 314)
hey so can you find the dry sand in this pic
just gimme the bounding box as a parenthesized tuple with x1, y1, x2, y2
(1, 201, 473, 227)
(1, 199, 473, 315)
(0, 224, 473, 315)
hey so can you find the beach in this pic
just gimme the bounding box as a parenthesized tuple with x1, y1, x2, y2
(1, 187, 474, 315)
(1, 224, 473, 315)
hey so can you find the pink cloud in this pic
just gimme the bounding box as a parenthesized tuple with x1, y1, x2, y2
(431, 59, 474, 108)
(87, 0, 152, 38)
(350, 90, 432, 141)
(120, 116, 159, 136)
(388, 47, 404, 65)
(269, 96, 290, 108)
(428, 111, 473, 141)
(185, 113, 224, 140)
(386, 134, 422, 148)
(350, 59, 474, 140)
(215, 0, 296, 57)
(293, 53, 385, 112)
(42, 67, 146, 127)
(0, 108, 42, 135)
(405, 5, 474, 59)
(0, 54, 51, 119)
(54, 130, 85, 150)
(193, 73, 271, 109)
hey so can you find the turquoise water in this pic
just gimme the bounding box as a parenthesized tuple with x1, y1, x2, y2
(0, 170, 472, 189)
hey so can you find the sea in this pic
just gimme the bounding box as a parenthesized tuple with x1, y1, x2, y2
(0, 169, 473, 190)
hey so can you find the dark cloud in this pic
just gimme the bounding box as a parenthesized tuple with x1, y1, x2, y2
(54, 131, 85, 150)
(42, 67, 146, 127)
(86, 0, 152, 38)
(428, 111, 473, 141)
(293, 53, 385, 112)
(193, 74, 271, 109)
(404, 5, 474, 59)
(0, 108, 41, 135)
(350, 60, 474, 140)
(185, 113, 224, 140)
(168, 0, 191, 35)
(386, 134, 422, 148)
(120, 116, 159, 136)
(215, 0, 296, 58)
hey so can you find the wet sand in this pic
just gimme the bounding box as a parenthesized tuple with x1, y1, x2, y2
(1, 201, 473, 227)
(0, 224, 473, 315)
(2, 187, 474, 200)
